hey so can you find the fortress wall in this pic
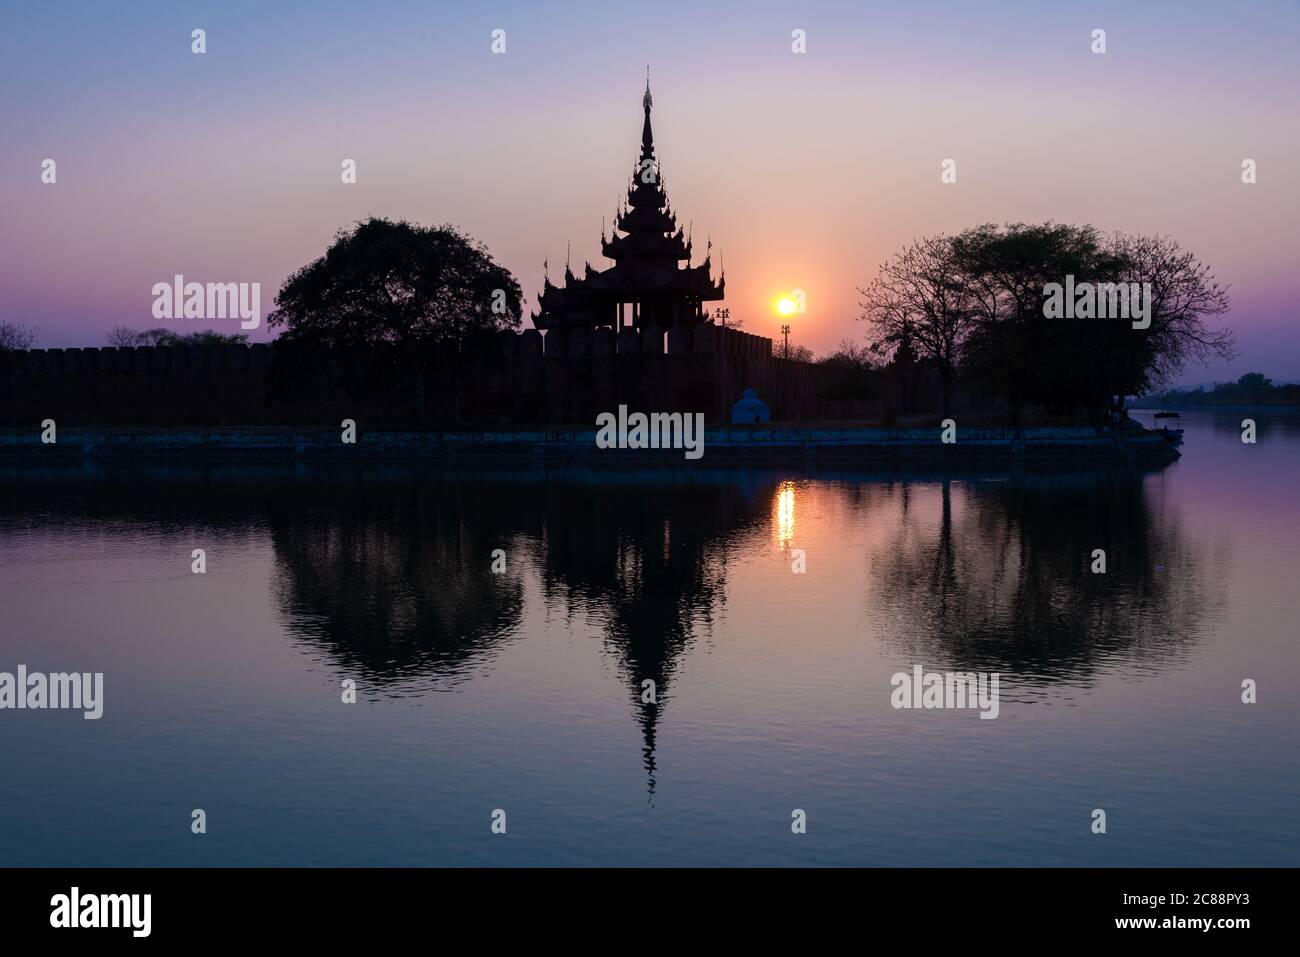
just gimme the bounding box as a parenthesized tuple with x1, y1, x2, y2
(0, 329, 831, 428)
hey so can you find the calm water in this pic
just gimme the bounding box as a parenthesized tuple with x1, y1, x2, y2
(1, 410, 1298, 866)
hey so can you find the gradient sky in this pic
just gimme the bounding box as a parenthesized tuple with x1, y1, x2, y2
(2, 0, 1297, 384)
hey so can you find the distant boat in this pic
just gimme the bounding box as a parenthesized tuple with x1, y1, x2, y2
(1153, 411, 1183, 445)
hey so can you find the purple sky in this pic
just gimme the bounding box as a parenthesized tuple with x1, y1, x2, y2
(2, 0, 1297, 384)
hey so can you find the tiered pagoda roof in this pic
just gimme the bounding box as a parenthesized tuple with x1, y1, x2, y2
(532, 76, 724, 332)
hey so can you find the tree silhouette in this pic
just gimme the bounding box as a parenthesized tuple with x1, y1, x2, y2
(859, 223, 1235, 426)
(865, 467, 1215, 682)
(105, 326, 248, 347)
(859, 234, 977, 415)
(0, 321, 37, 351)
(267, 218, 523, 425)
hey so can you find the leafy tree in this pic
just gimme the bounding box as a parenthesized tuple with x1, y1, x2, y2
(169, 330, 250, 347)
(104, 326, 249, 348)
(269, 218, 521, 348)
(1225, 372, 1273, 402)
(135, 327, 183, 346)
(267, 218, 522, 424)
(1146, 374, 1298, 408)
(815, 339, 881, 403)
(953, 223, 1119, 424)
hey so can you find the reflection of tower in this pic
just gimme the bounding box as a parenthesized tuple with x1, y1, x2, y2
(534, 472, 776, 800)
(262, 465, 782, 799)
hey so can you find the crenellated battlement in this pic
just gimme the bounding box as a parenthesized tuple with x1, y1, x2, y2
(1, 343, 274, 375)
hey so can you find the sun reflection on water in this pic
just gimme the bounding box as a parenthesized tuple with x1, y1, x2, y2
(775, 481, 796, 549)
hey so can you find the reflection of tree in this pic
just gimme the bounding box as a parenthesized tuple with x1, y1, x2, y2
(1, 459, 1216, 797)
(268, 474, 529, 688)
(869, 467, 1215, 684)
(0, 463, 542, 691)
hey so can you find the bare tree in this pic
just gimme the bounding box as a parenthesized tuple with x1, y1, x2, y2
(106, 325, 140, 348)
(858, 234, 975, 415)
(0, 321, 38, 351)
(825, 339, 875, 369)
(1106, 232, 1234, 392)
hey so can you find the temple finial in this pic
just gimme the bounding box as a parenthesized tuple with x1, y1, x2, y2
(640, 70, 654, 156)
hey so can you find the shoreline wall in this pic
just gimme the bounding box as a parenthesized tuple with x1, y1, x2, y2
(0, 425, 1180, 465)
(0, 325, 994, 427)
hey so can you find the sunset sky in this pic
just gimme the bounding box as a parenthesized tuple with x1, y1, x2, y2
(2, 0, 1297, 384)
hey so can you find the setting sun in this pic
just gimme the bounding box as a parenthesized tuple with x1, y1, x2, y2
(777, 297, 797, 316)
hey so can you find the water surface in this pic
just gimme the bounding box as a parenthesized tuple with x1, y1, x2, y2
(1, 410, 1297, 865)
